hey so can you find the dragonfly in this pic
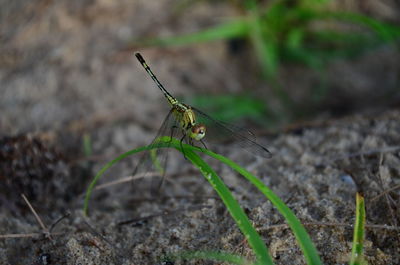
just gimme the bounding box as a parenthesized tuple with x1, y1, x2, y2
(133, 53, 272, 189)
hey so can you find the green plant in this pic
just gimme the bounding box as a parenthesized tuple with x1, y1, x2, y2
(83, 133, 92, 157)
(83, 137, 367, 264)
(83, 136, 365, 265)
(136, 0, 399, 78)
(84, 137, 322, 264)
(350, 192, 367, 265)
(133, 0, 400, 123)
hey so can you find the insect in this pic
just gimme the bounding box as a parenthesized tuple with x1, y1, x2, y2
(133, 53, 272, 188)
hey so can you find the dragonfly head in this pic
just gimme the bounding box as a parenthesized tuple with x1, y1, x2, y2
(190, 124, 206, 141)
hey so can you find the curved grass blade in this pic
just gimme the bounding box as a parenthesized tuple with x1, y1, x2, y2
(83, 137, 274, 264)
(84, 137, 321, 264)
(178, 139, 322, 265)
(178, 140, 274, 265)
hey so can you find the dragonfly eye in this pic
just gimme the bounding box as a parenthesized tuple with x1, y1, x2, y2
(191, 124, 206, 140)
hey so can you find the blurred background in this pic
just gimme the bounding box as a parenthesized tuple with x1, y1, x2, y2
(1, 0, 399, 141)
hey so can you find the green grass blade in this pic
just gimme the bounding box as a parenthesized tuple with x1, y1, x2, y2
(350, 192, 366, 265)
(83, 137, 274, 264)
(180, 141, 274, 265)
(193, 144, 322, 265)
(134, 18, 250, 47)
(150, 148, 165, 175)
(83, 137, 321, 264)
(153, 138, 320, 264)
(83, 133, 92, 157)
(248, 11, 279, 79)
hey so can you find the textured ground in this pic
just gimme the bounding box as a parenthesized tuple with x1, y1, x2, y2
(0, 0, 399, 264)
(1, 111, 400, 264)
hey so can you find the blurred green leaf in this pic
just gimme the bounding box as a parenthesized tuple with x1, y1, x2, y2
(135, 18, 250, 47)
(134, 1, 400, 75)
(318, 12, 400, 42)
(132, 0, 400, 126)
(83, 133, 92, 157)
(249, 8, 279, 79)
(286, 28, 305, 50)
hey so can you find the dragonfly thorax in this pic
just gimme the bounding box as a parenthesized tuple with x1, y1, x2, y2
(172, 104, 195, 129)
(171, 104, 206, 141)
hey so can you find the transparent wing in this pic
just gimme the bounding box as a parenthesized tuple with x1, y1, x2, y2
(132, 108, 183, 193)
(192, 107, 272, 158)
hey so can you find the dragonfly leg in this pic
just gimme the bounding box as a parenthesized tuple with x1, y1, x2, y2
(200, 139, 208, 149)
(180, 134, 187, 159)
(167, 125, 178, 143)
